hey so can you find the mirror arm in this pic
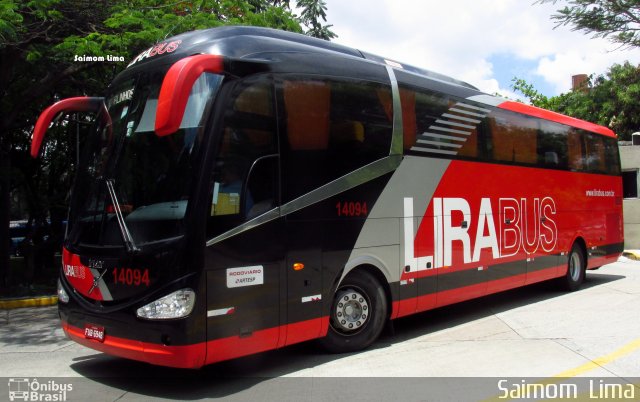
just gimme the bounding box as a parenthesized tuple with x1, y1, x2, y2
(154, 54, 223, 136)
(31, 97, 105, 158)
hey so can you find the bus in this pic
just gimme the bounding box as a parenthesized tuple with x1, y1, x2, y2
(31, 26, 623, 369)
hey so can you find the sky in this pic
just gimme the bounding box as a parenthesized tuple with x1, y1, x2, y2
(321, 0, 640, 100)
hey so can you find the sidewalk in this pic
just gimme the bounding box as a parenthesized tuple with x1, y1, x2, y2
(0, 305, 62, 348)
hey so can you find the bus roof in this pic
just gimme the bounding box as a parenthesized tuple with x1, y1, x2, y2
(498, 100, 617, 138)
(125, 26, 477, 90)
(125, 26, 615, 139)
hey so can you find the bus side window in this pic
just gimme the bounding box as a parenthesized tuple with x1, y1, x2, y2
(586, 133, 607, 174)
(412, 90, 449, 151)
(379, 86, 417, 151)
(538, 121, 568, 169)
(281, 77, 393, 202)
(489, 110, 537, 165)
(399, 85, 481, 159)
(401, 88, 418, 150)
(457, 126, 479, 158)
(329, 80, 392, 169)
(567, 129, 585, 171)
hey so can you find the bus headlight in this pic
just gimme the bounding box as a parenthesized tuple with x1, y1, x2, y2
(136, 289, 195, 320)
(57, 279, 69, 303)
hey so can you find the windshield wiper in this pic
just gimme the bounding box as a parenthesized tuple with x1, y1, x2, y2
(105, 178, 139, 254)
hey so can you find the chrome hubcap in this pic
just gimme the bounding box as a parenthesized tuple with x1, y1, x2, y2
(570, 252, 581, 281)
(334, 289, 369, 332)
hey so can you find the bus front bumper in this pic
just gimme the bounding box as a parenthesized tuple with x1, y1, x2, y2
(61, 320, 206, 369)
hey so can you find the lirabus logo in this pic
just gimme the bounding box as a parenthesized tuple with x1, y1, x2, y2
(403, 196, 558, 273)
(8, 378, 72, 401)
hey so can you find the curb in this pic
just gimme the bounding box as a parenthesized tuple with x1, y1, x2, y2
(0, 295, 58, 310)
(622, 250, 640, 261)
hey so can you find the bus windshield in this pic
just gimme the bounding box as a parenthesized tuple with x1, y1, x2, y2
(67, 69, 223, 250)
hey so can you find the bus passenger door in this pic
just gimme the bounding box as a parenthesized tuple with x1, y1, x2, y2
(203, 75, 285, 362)
(204, 157, 283, 361)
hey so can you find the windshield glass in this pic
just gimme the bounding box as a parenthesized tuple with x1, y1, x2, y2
(67, 68, 223, 249)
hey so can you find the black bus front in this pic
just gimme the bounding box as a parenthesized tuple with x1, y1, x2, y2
(37, 55, 225, 368)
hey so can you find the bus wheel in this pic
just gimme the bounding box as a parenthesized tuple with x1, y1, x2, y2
(320, 270, 388, 353)
(561, 244, 586, 291)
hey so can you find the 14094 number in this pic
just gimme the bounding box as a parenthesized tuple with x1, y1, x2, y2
(336, 201, 368, 217)
(112, 268, 150, 287)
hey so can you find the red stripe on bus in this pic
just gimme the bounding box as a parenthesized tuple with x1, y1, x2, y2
(63, 316, 329, 369)
(205, 316, 330, 365)
(392, 250, 620, 319)
(498, 101, 616, 138)
(392, 265, 562, 318)
(588, 254, 620, 269)
(525, 266, 563, 284)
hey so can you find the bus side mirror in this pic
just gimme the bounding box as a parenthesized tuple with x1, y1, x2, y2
(154, 54, 223, 136)
(31, 97, 105, 158)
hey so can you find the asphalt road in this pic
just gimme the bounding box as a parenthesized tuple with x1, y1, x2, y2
(1, 259, 639, 401)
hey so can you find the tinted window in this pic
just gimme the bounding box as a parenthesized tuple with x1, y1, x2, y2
(488, 110, 537, 165)
(399, 85, 485, 158)
(538, 121, 568, 169)
(281, 77, 392, 201)
(394, 85, 620, 176)
(586, 133, 607, 173)
(567, 128, 585, 171)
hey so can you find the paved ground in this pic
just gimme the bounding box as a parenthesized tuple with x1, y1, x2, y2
(1, 259, 639, 401)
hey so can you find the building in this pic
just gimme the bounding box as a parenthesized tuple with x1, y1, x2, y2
(620, 136, 640, 249)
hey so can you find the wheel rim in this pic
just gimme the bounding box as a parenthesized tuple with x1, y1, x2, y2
(569, 252, 582, 282)
(332, 287, 370, 333)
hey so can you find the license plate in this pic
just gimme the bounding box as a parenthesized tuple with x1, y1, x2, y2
(84, 324, 105, 342)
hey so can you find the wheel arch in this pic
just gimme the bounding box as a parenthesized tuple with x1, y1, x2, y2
(570, 236, 588, 267)
(338, 255, 393, 320)
(319, 258, 393, 353)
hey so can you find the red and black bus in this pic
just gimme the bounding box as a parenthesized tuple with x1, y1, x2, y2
(31, 27, 623, 368)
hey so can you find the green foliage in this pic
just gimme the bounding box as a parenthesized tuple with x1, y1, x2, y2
(0, 0, 310, 274)
(296, 0, 335, 40)
(538, 0, 640, 49)
(511, 78, 552, 109)
(512, 62, 640, 140)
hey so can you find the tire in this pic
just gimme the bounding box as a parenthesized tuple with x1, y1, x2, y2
(320, 270, 388, 353)
(561, 244, 586, 291)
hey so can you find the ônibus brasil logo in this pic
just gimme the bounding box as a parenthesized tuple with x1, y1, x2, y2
(8, 378, 72, 401)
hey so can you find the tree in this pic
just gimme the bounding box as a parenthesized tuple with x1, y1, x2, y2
(0, 0, 303, 288)
(538, 0, 640, 49)
(296, 0, 336, 40)
(512, 62, 640, 140)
